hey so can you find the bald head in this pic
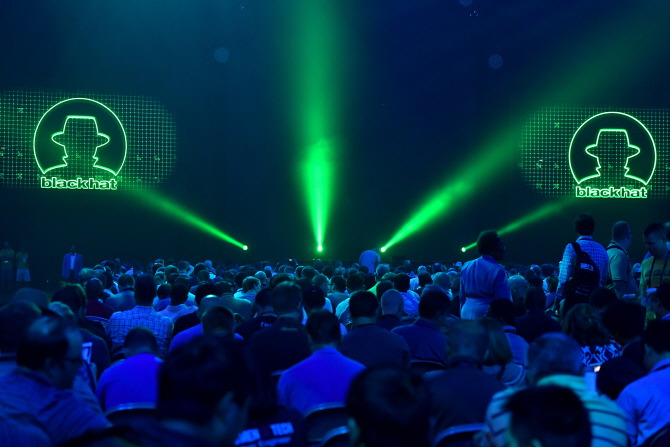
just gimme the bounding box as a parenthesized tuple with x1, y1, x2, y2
(612, 221, 632, 249)
(196, 295, 227, 319)
(508, 275, 529, 299)
(381, 289, 404, 318)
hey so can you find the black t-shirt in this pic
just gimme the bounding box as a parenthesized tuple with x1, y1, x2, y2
(235, 315, 278, 340)
(247, 318, 311, 377)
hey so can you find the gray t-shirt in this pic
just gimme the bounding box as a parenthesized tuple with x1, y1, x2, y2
(607, 242, 638, 296)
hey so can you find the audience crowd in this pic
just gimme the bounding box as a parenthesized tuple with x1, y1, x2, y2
(1, 214, 670, 447)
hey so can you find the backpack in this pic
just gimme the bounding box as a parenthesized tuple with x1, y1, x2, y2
(564, 242, 600, 314)
(604, 243, 629, 290)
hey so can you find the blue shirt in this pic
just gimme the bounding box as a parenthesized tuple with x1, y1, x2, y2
(460, 255, 511, 303)
(392, 318, 447, 364)
(557, 236, 609, 299)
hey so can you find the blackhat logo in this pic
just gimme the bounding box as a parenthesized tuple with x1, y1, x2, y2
(33, 98, 127, 176)
(569, 112, 656, 185)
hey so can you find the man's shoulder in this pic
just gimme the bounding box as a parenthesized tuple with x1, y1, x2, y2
(641, 256, 654, 270)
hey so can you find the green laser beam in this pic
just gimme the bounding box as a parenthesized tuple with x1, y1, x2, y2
(301, 139, 335, 250)
(136, 191, 246, 249)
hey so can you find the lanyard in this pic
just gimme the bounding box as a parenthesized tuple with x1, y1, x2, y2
(648, 251, 670, 287)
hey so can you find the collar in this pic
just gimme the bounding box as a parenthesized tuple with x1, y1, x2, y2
(445, 355, 481, 369)
(577, 236, 594, 241)
(536, 374, 586, 392)
(650, 358, 670, 373)
(414, 318, 439, 330)
(314, 346, 340, 355)
(480, 255, 497, 263)
(503, 325, 517, 333)
(133, 305, 154, 311)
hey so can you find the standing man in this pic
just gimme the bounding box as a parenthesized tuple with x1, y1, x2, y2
(640, 223, 670, 297)
(15, 245, 30, 286)
(359, 247, 381, 275)
(607, 222, 638, 298)
(0, 242, 15, 293)
(62, 245, 83, 283)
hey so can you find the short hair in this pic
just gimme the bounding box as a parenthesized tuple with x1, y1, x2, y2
(134, 275, 157, 305)
(346, 274, 365, 292)
(541, 264, 556, 278)
(254, 271, 267, 284)
(330, 275, 346, 292)
(359, 265, 369, 275)
(524, 287, 546, 311)
(642, 320, 670, 354)
(314, 261, 325, 273)
(644, 223, 666, 239)
(418, 272, 433, 288)
(346, 368, 430, 447)
(158, 336, 253, 426)
(433, 272, 451, 291)
(157, 283, 172, 300)
(487, 298, 516, 325)
(506, 386, 591, 447)
(381, 289, 403, 314)
(214, 280, 235, 296)
(477, 230, 500, 255)
(612, 221, 631, 242)
(306, 310, 341, 345)
(322, 265, 334, 278)
(562, 303, 611, 347)
(202, 306, 235, 336)
(272, 282, 302, 315)
(393, 273, 411, 293)
(84, 278, 104, 301)
(312, 274, 329, 289)
(118, 274, 135, 289)
(254, 288, 273, 309)
(418, 288, 450, 320)
(480, 317, 513, 367)
(171, 283, 189, 304)
(302, 286, 326, 312)
(301, 266, 316, 280)
(601, 300, 646, 341)
(0, 302, 41, 354)
(51, 284, 86, 314)
(17, 316, 78, 371)
(194, 283, 218, 306)
(242, 277, 260, 293)
(376, 280, 395, 302)
(349, 291, 378, 319)
(446, 320, 488, 361)
(269, 273, 291, 289)
(124, 327, 158, 352)
(527, 333, 584, 384)
(589, 287, 618, 309)
(375, 264, 390, 281)
(575, 213, 595, 236)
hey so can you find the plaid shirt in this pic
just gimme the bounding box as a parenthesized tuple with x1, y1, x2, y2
(557, 236, 609, 299)
(106, 306, 173, 358)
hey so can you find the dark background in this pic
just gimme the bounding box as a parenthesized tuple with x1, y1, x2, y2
(1, 0, 669, 286)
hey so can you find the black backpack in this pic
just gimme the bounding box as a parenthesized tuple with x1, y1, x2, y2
(564, 242, 600, 315)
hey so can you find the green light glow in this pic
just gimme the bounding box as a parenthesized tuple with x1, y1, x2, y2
(301, 139, 335, 251)
(137, 191, 246, 249)
(461, 247, 467, 253)
(381, 247, 387, 253)
(317, 245, 323, 252)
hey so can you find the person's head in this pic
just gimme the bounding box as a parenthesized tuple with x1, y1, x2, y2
(202, 306, 236, 336)
(302, 286, 326, 314)
(375, 264, 390, 282)
(13, 287, 49, 310)
(242, 277, 261, 294)
(349, 291, 378, 324)
(271, 282, 302, 318)
(0, 301, 42, 354)
(541, 264, 556, 279)
(479, 317, 513, 367)
(652, 283, 670, 320)
(524, 287, 547, 311)
(644, 223, 668, 258)
(505, 386, 591, 447)
(486, 298, 517, 326)
(254, 271, 267, 286)
(70, 245, 76, 254)
(330, 275, 346, 293)
(134, 274, 157, 306)
(596, 357, 646, 400)
(117, 273, 134, 292)
(312, 274, 330, 296)
(195, 282, 218, 307)
(546, 275, 559, 294)
(253, 288, 273, 315)
(167, 283, 186, 306)
(526, 333, 584, 385)
(347, 367, 429, 447)
(393, 273, 411, 293)
(84, 278, 104, 303)
(601, 300, 646, 346)
(446, 319, 488, 362)
(157, 283, 172, 301)
(641, 320, 670, 372)
(124, 327, 158, 358)
(418, 287, 450, 324)
(347, 274, 365, 293)
(375, 280, 395, 304)
(158, 336, 252, 445)
(417, 272, 433, 289)
(269, 273, 291, 290)
(588, 287, 618, 312)
(508, 275, 529, 300)
(477, 230, 505, 261)
(358, 265, 369, 275)
(611, 221, 632, 249)
(380, 289, 404, 318)
(432, 272, 451, 293)
(301, 266, 316, 281)
(306, 309, 341, 349)
(313, 261, 325, 274)
(562, 303, 611, 347)
(575, 213, 595, 236)
(51, 284, 86, 319)
(17, 316, 82, 389)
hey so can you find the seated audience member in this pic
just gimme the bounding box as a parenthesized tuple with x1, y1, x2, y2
(514, 287, 562, 344)
(254, 270, 268, 289)
(374, 279, 394, 304)
(327, 275, 348, 311)
(346, 368, 430, 447)
(302, 286, 347, 335)
(368, 264, 391, 297)
(479, 318, 525, 387)
(107, 275, 174, 359)
(202, 305, 236, 336)
(596, 357, 646, 400)
(545, 275, 559, 309)
(153, 283, 172, 312)
(106, 274, 135, 312)
(312, 274, 334, 311)
(219, 281, 254, 322)
(414, 271, 433, 297)
(248, 282, 311, 377)
(426, 320, 505, 436)
(0, 301, 42, 375)
(433, 272, 452, 298)
(377, 289, 405, 331)
(236, 277, 261, 304)
(450, 276, 461, 318)
(505, 386, 591, 447)
(392, 287, 450, 364)
(601, 300, 646, 369)
(0, 317, 109, 446)
(617, 321, 670, 447)
(589, 287, 618, 313)
(95, 327, 162, 411)
(278, 310, 365, 414)
(484, 333, 627, 447)
(234, 289, 277, 340)
(652, 283, 670, 321)
(394, 273, 420, 317)
(563, 303, 620, 367)
(486, 299, 529, 367)
(173, 282, 218, 335)
(170, 295, 230, 352)
(158, 283, 197, 322)
(335, 274, 365, 326)
(508, 275, 529, 318)
(339, 291, 410, 368)
(85, 278, 115, 327)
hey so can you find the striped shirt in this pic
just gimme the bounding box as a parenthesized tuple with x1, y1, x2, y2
(483, 374, 628, 447)
(106, 306, 173, 358)
(557, 236, 609, 299)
